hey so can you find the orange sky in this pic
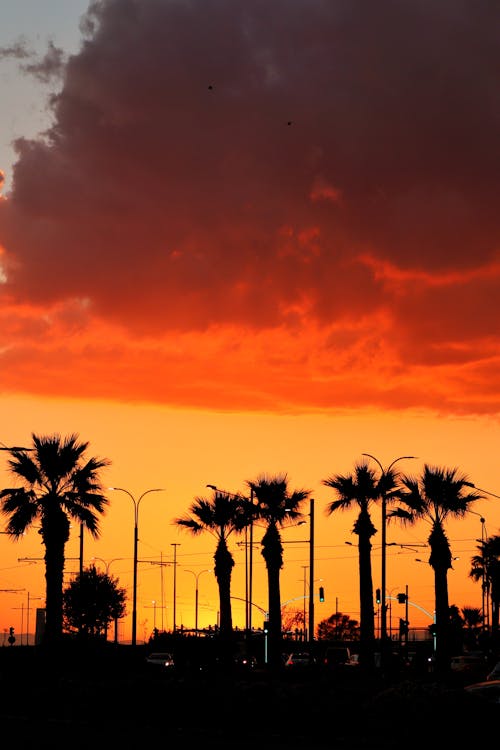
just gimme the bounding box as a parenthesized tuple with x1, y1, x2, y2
(0, 0, 499, 644)
(1, 395, 498, 642)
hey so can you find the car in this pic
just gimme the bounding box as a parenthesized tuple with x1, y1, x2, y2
(323, 645, 351, 669)
(347, 653, 360, 667)
(145, 652, 175, 669)
(486, 659, 500, 681)
(450, 654, 486, 676)
(233, 654, 257, 671)
(284, 652, 316, 668)
(464, 680, 500, 704)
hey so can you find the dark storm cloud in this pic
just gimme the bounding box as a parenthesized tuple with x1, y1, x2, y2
(0, 0, 499, 414)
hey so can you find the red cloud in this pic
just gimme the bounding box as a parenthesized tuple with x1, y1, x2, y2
(0, 0, 499, 416)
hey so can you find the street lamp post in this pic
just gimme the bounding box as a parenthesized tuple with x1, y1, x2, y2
(91, 557, 125, 643)
(469, 509, 489, 629)
(362, 453, 416, 670)
(185, 569, 211, 632)
(248, 487, 256, 634)
(301, 565, 308, 639)
(108, 487, 165, 646)
(171, 543, 180, 632)
(309, 497, 315, 648)
(282, 498, 315, 647)
(91, 557, 125, 575)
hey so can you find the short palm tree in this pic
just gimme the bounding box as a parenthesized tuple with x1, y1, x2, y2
(322, 461, 381, 670)
(470, 535, 500, 644)
(390, 464, 483, 673)
(245, 473, 310, 670)
(0, 433, 111, 646)
(175, 489, 244, 661)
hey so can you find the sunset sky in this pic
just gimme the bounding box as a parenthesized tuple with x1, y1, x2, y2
(0, 0, 499, 644)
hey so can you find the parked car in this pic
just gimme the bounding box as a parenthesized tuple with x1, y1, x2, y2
(323, 645, 351, 669)
(145, 652, 175, 669)
(486, 659, 500, 681)
(450, 654, 488, 682)
(464, 680, 500, 704)
(233, 654, 257, 671)
(450, 654, 486, 676)
(284, 652, 316, 668)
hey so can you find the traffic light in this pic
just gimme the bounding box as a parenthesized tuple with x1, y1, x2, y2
(397, 593, 407, 603)
(319, 586, 325, 602)
(263, 620, 269, 634)
(8, 626, 15, 645)
(399, 618, 409, 635)
(375, 588, 381, 604)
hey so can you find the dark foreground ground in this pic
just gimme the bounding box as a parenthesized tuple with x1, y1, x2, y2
(1, 646, 497, 749)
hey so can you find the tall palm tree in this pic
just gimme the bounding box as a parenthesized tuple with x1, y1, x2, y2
(470, 535, 500, 647)
(245, 473, 310, 670)
(174, 489, 244, 661)
(322, 461, 381, 670)
(0, 433, 111, 646)
(390, 464, 483, 673)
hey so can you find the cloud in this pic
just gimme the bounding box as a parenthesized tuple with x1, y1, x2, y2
(0, 39, 32, 60)
(0, 37, 65, 82)
(0, 0, 499, 416)
(21, 41, 66, 83)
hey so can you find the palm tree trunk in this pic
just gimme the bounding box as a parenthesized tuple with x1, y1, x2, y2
(490, 577, 500, 650)
(433, 564, 450, 674)
(44, 542, 65, 645)
(358, 534, 376, 670)
(266, 561, 282, 670)
(214, 541, 235, 665)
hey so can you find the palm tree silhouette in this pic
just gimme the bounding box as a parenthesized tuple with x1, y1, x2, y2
(470, 535, 500, 646)
(390, 464, 483, 673)
(246, 473, 310, 670)
(322, 461, 380, 670)
(175, 489, 245, 662)
(0, 433, 110, 646)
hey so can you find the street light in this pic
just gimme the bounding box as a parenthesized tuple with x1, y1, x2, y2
(91, 557, 125, 574)
(171, 543, 180, 632)
(301, 565, 308, 638)
(91, 556, 125, 642)
(185, 569, 212, 632)
(465, 482, 500, 500)
(469, 508, 489, 628)
(309, 498, 315, 647)
(108, 487, 166, 646)
(362, 453, 416, 669)
(283, 498, 315, 646)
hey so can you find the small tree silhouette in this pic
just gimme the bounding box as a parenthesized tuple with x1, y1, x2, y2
(63, 565, 126, 639)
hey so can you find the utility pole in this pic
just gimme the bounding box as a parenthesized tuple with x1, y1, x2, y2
(308, 498, 315, 647)
(171, 543, 180, 632)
